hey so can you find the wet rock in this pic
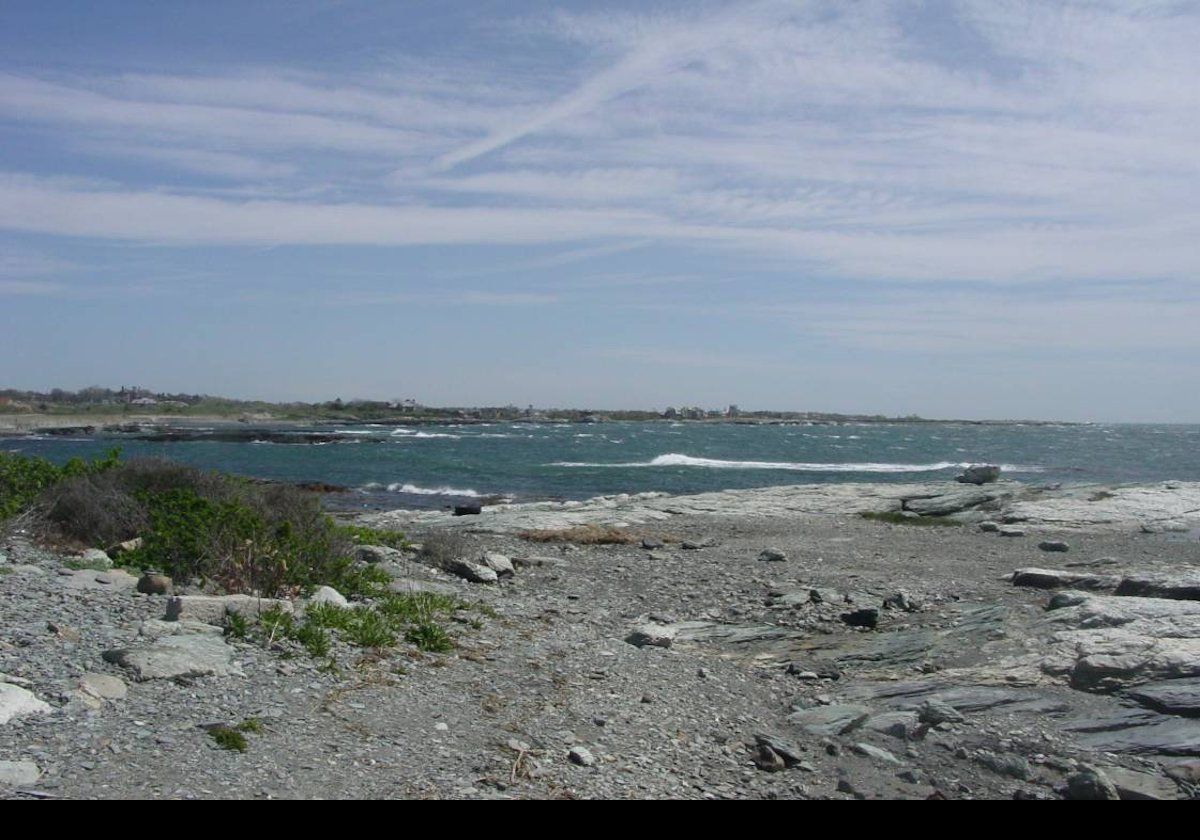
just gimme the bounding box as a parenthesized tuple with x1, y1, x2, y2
(956, 465, 1001, 485)
(0, 683, 52, 725)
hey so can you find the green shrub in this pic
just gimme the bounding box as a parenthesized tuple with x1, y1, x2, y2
(343, 609, 396, 649)
(405, 621, 454, 653)
(207, 726, 247, 752)
(293, 622, 332, 657)
(0, 448, 120, 522)
(336, 524, 409, 550)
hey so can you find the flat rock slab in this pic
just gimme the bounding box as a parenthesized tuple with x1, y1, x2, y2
(60, 568, 138, 591)
(1065, 707, 1200, 756)
(1124, 677, 1200, 716)
(786, 704, 870, 736)
(0, 683, 52, 725)
(103, 634, 242, 681)
(0, 760, 41, 786)
(1012, 568, 1119, 591)
(1115, 573, 1200, 601)
(1100, 766, 1184, 800)
(165, 594, 293, 625)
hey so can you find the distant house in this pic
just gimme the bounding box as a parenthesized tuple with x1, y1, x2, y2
(130, 397, 158, 406)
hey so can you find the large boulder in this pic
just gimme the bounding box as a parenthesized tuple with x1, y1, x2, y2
(956, 464, 1001, 485)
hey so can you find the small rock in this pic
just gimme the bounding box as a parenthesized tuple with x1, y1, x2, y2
(443, 558, 499, 584)
(0, 760, 41, 786)
(0, 683, 52, 725)
(640, 538, 664, 550)
(478, 551, 515, 577)
(568, 746, 595, 767)
(852, 743, 901, 764)
(625, 624, 677, 649)
(78, 673, 128, 701)
(1064, 768, 1120, 800)
(917, 699, 964, 726)
(308, 585, 349, 607)
(998, 527, 1026, 537)
(882, 591, 920, 612)
(758, 548, 787, 562)
(956, 464, 1001, 485)
(79, 548, 113, 568)
(1038, 540, 1070, 553)
(978, 521, 1000, 533)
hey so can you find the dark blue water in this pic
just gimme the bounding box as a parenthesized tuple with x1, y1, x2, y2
(5, 422, 1199, 510)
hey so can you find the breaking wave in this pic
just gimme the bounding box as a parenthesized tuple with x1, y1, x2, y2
(362, 482, 483, 497)
(551, 454, 1042, 472)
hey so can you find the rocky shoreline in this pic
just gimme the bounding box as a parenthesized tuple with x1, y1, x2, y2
(3, 479, 1199, 799)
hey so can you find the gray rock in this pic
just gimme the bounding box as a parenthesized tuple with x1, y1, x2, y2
(977, 751, 1032, 780)
(998, 526, 1026, 537)
(1124, 677, 1200, 716)
(956, 464, 1001, 485)
(786, 704, 871, 736)
(852, 742, 901, 764)
(443, 558, 498, 584)
(754, 733, 806, 766)
(0, 683, 52, 725)
(78, 673, 127, 701)
(103, 634, 242, 681)
(758, 548, 787, 562)
(1100, 766, 1181, 800)
(568, 746, 595, 767)
(0, 760, 41, 786)
(625, 624, 677, 649)
(904, 487, 1005, 516)
(917, 699, 965, 725)
(864, 711, 919, 739)
(478, 551, 515, 577)
(1064, 768, 1120, 800)
(841, 607, 879, 629)
(1115, 573, 1200, 601)
(1037, 540, 1070, 553)
(882, 591, 920, 612)
(978, 521, 1000, 532)
(165, 594, 294, 624)
(79, 548, 113, 568)
(1011, 567, 1118, 591)
(308, 585, 349, 607)
(354, 544, 405, 564)
(387, 578, 460, 596)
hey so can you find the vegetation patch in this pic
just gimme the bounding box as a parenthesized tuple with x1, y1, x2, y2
(337, 523, 410, 550)
(1, 449, 121, 523)
(207, 725, 248, 752)
(858, 511, 962, 527)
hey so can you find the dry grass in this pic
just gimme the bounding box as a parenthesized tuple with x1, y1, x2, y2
(516, 524, 663, 545)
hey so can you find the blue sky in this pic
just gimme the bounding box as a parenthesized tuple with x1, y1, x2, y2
(1, 1, 1198, 421)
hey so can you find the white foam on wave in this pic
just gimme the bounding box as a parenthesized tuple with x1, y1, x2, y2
(361, 482, 483, 497)
(389, 428, 460, 439)
(551, 453, 1043, 473)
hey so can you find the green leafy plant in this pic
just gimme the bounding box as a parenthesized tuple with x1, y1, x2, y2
(207, 725, 247, 752)
(405, 621, 454, 653)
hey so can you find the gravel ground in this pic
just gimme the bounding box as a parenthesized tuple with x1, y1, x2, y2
(3, 493, 1199, 799)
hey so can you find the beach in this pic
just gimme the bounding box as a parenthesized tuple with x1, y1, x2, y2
(4, 478, 1198, 798)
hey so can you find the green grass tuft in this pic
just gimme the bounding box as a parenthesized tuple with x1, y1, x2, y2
(343, 609, 396, 649)
(405, 621, 454, 653)
(208, 726, 247, 752)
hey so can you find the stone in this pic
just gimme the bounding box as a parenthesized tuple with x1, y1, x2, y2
(0, 760, 41, 786)
(1101, 766, 1181, 800)
(999, 527, 1026, 537)
(568, 746, 595, 767)
(978, 521, 1000, 532)
(1011, 568, 1118, 591)
(354, 544, 405, 564)
(165, 594, 294, 624)
(387, 578, 460, 597)
(79, 548, 113, 568)
(1124, 677, 1200, 715)
(864, 711, 919, 739)
(625, 624, 677, 649)
(78, 673, 127, 701)
(758, 548, 787, 562)
(138, 618, 224, 640)
(308, 586, 349, 607)
(903, 487, 1004, 516)
(136, 573, 173, 595)
(1047, 591, 1089, 610)
(1064, 769, 1120, 800)
(841, 608, 880, 629)
(786, 704, 870, 736)
(917, 699, 965, 725)
(107, 537, 143, 557)
(852, 742, 901, 764)
(956, 464, 1001, 485)
(1037, 540, 1070, 553)
(882, 591, 920, 612)
(640, 538, 664, 550)
(103, 634, 242, 681)
(753, 744, 786, 772)
(977, 751, 1032, 781)
(442, 558, 498, 584)
(0, 683, 52, 725)
(478, 551, 515, 577)
(1115, 573, 1200, 601)
(754, 733, 806, 766)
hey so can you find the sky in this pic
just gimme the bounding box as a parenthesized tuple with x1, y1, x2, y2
(1, 0, 1198, 422)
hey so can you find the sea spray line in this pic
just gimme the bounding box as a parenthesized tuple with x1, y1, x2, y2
(550, 454, 1044, 472)
(361, 482, 485, 497)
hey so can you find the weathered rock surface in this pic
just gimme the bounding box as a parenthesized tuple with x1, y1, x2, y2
(103, 633, 242, 681)
(164, 594, 294, 625)
(0, 683, 51, 725)
(0, 760, 41, 786)
(1115, 573, 1200, 601)
(956, 464, 1001, 485)
(1011, 568, 1119, 591)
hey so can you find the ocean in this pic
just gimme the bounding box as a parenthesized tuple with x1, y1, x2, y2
(5, 421, 1200, 512)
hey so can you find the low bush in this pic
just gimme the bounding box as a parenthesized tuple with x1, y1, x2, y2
(0, 448, 121, 522)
